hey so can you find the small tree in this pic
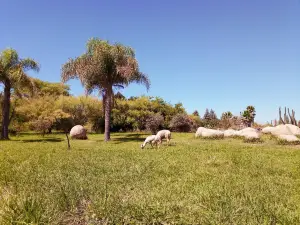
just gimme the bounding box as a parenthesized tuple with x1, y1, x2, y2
(145, 113, 164, 134)
(241, 105, 256, 127)
(192, 110, 200, 117)
(52, 110, 74, 150)
(219, 111, 233, 129)
(202, 108, 219, 128)
(169, 113, 193, 132)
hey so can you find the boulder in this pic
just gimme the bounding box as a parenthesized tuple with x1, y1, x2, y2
(262, 126, 275, 134)
(244, 132, 260, 140)
(271, 125, 293, 136)
(201, 129, 224, 138)
(70, 125, 88, 140)
(195, 127, 207, 137)
(224, 129, 237, 137)
(195, 127, 224, 138)
(277, 134, 299, 142)
(284, 124, 300, 135)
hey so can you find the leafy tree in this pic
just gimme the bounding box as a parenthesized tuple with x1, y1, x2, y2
(209, 109, 217, 120)
(174, 103, 186, 114)
(145, 113, 164, 134)
(241, 105, 256, 127)
(56, 95, 103, 128)
(192, 110, 200, 117)
(169, 113, 193, 132)
(16, 95, 57, 134)
(220, 111, 233, 129)
(61, 38, 150, 141)
(202, 108, 219, 128)
(0, 48, 39, 139)
(32, 78, 70, 97)
(221, 111, 233, 120)
(203, 108, 210, 120)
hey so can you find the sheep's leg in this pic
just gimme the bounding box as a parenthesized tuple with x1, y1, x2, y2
(158, 139, 162, 149)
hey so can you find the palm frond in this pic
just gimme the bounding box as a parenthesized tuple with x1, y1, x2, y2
(20, 58, 40, 72)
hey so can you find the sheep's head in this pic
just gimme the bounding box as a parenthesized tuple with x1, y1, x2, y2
(141, 143, 145, 149)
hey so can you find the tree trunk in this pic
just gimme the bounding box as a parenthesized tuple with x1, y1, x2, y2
(1, 80, 11, 140)
(104, 87, 112, 141)
(65, 132, 70, 150)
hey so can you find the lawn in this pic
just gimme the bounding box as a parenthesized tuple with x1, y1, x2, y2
(0, 132, 300, 224)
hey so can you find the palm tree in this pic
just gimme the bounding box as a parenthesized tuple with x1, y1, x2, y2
(0, 48, 39, 139)
(241, 105, 256, 127)
(221, 111, 233, 120)
(61, 38, 150, 141)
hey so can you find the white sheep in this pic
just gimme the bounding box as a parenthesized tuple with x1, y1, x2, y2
(153, 130, 171, 148)
(141, 135, 156, 149)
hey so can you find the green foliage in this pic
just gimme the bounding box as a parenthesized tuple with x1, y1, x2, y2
(56, 95, 103, 131)
(145, 113, 164, 134)
(202, 108, 219, 128)
(111, 96, 189, 131)
(192, 110, 200, 117)
(241, 105, 256, 127)
(169, 113, 193, 132)
(219, 111, 233, 129)
(1, 133, 300, 224)
(0, 48, 39, 87)
(32, 78, 70, 97)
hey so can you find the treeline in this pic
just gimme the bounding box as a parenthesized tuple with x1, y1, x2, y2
(0, 78, 257, 135)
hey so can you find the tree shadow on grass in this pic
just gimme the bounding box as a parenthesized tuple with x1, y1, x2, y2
(14, 138, 64, 143)
(111, 133, 146, 144)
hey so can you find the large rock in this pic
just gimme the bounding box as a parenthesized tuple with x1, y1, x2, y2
(271, 125, 293, 136)
(70, 125, 88, 140)
(224, 129, 237, 137)
(244, 132, 260, 140)
(262, 126, 275, 134)
(235, 127, 261, 140)
(201, 129, 224, 138)
(277, 134, 299, 142)
(195, 127, 207, 137)
(285, 124, 300, 135)
(195, 127, 224, 138)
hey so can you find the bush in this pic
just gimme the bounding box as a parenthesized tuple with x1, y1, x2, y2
(169, 114, 193, 132)
(145, 113, 164, 134)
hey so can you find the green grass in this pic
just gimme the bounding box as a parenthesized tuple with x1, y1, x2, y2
(1, 132, 300, 224)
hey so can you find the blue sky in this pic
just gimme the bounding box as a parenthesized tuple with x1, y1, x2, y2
(1, 0, 300, 123)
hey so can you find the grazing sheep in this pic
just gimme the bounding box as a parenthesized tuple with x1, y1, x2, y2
(153, 130, 171, 147)
(141, 135, 156, 149)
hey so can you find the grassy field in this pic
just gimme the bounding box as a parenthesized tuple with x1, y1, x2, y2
(1, 132, 300, 224)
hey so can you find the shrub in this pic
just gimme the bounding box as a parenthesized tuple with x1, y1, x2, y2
(169, 113, 193, 132)
(145, 113, 164, 134)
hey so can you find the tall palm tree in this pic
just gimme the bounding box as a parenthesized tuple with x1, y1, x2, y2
(61, 38, 150, 141)
(0, 48, 39, 140)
